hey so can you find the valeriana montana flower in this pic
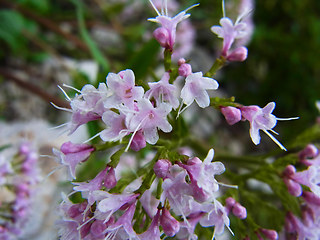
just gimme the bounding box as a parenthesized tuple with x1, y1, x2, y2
(145, 72, 179, 109)
(180, 149, 225, 202)
(148, 0, 198, 50)
(240, 102, 298, 151)
(104, 69, 144, 109)
(60, 83, 108, 134)
(53, 141, 95, 179)
(211, 17, 248, 56)
(104, 203, 139, 240)
(127, 98, 172, 145)
(180, 72, 219, 109)
(139, 209, 161, 240)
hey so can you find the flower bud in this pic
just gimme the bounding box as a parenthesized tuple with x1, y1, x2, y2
(227, 47, 248, 62)
(178, 63, 192, 77)
(130, 131, 146, 152)
(299, 144, 318, 161)
(232, 202, 247, 219)
(302, 191, 320, 205)
(221, 106, 242, 125)
(225, 197, 236, 214)
(178, 58, 186, 66)
(153, 159, 172, 178)
(259, 228, 278, 240)
(283, 165, 296, 177)
(103, 167, 117, 189)
(301, 206, 314, 227)
(160, 208, 180, 237)
(283, 178, 302, 197)
(153, 27, 170, 49)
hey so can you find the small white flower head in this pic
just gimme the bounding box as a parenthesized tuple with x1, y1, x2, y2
(148, 0, 199, 50)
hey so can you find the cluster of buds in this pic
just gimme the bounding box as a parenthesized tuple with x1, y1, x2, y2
(0, 142, 40, 239)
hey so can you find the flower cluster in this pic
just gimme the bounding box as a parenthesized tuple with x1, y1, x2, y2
(0, 142, 40, 240)
(49, 1, 310, 240)
(57, 148, 245, 239)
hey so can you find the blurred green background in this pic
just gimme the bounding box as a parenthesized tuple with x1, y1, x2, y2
(0, 0, 319, 143)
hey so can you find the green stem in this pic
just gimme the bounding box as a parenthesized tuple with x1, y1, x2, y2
(204, 56, 226, 78)
(164, 49, 172, 72)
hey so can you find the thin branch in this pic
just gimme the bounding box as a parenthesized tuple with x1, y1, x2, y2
(0, 0, 89, 53)
(0, 68, 71, 109)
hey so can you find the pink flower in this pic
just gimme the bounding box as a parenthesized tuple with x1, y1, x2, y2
(104, 203, 139, 240)
(200, 201, 230, 238)
(148, 0, 198, 50)
(211, 17, 248, 56)
(241, 102, 298, 151)
(53, 141, 94, 179)
(139, 209, 161, 240)
(145, 72, 179, 109)
(128, 99, 172, 144)
(180, 72, 219, 109)
(160, 208, 180, 237)
(220, 106, 242, 125)
(104, 69, 144, 109)
(100, 110, 130, 142)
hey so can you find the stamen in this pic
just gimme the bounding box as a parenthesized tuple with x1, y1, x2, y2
(222, 0, 226, 18)
(276, 117, 299, 121)
(57, 85, 72, 101)
(50, 102, 73, 112)
(63, 83, 82, 94)
(164, 0, 168, 16)
(48, 122, 69, 130)
(177, 102, 191, 119)
(235, 8, 254, 25)
(269, 129, 279, 135)
(149, 0, 160, 16)
(83, 132, 102, 143)
(77, 216, 95, 230)
(263, 130, 287, 151)
(125, 115, 148, 152)
(218, 182, 238, 189)
(184, 3, 200, 13)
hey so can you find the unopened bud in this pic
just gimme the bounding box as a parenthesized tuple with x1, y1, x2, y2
(232, 202, 247, 219)
(283, 165, 296, 177)
(283, 178, 302, 197)
(225, 197, 236, 214)
(103, 167, 117, 189)
(299, 144, 318, 161)
(302, 191, 320, 205)
(160, 208, 180, 237)
(130, 131, 146, 152)
(153, 159, 172, 178)
(259, 228, 278, 240)
(221, 106, 242, 125)
(153, 27, 170, 49)
(227, 47, 248, 62)
(178, 63, 192, 77)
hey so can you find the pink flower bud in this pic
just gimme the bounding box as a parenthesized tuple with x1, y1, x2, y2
(283, 165, 296, 177)
(153, 27, 170, 49)
(302, 191, 320, 205)
(130, 131, 146, 152)
(259, 228, 278, 240)
(225, 197, 236, 214)
(232, 202, 247, 219)
(283, 178, 302, 197)
(221, 106, 242, 125)
(160, 208, 180, 237)
(186, 157, 202, 165)
(299, 144, 318, 161)
(227, 47, 248, 62)
(103, 167, 117, 189)
(178, 58, 186, 66)
(153, 159, 172, 178)
(178, 63, 192, 77)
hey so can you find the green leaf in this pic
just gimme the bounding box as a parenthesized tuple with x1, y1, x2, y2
(70, 0, 110, 73)
(126, 38, 160, 81)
